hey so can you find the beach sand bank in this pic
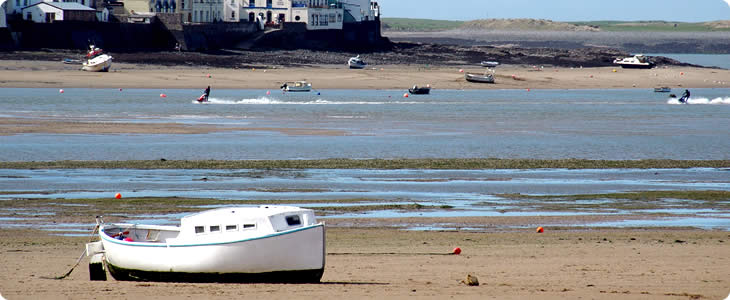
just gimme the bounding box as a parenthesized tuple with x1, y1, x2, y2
(0, 227, 727, 300)
(0, 60, 728, 90)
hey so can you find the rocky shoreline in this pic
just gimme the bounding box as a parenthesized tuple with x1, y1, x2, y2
(0, 41, 695, 69)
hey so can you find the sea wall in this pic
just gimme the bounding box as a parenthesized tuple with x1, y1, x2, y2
(255, 19, 391, 51)
(6, 19, 175, 51)
(0, 16, 385, 52)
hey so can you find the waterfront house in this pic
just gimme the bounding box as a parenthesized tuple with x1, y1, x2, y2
(21, 2, 96, 22)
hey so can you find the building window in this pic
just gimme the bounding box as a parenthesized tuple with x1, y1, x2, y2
(195, 226, 205, 233)
(210, 225, 220, 232)
(226, 225, 237, 231)
(243, 224, 256, 229)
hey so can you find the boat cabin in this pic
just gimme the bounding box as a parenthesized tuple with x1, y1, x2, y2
(101, 206, 318, 244)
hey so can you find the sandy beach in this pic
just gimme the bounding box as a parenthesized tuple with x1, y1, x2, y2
(1, 58, 729, 299)
(0, 226, 728, 300)
(0, 60, 728, 90)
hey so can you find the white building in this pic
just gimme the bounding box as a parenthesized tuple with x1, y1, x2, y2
(0, 0, 7, 28)
(21, 2, 95, 22)
(240, 0, 377, 30)
(191, 0, 223, 22)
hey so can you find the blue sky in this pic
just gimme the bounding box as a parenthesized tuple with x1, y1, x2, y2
(376, 0, 730, 22)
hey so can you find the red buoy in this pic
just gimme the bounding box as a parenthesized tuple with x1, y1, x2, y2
(452, 247, 462, 255)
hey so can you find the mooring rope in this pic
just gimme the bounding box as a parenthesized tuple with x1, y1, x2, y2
(41, 223, 100, 280)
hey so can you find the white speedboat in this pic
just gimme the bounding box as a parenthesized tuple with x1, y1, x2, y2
(613, 54, 654, 69)
(281, 81, 312, 92)
(86, 206, 326, 283)
(348, 55, 367, 69)
(81, 45, 112, 72)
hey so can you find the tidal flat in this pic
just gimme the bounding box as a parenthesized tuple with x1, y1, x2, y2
(2, 158, 729, 169)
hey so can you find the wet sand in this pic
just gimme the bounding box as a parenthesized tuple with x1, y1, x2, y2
(0, 60, 728, 90)
(0, 226, 728, 300)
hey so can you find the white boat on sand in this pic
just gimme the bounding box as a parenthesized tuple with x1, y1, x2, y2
(86, 206, 325, 283)
(613, 54, 654, 69)
(348, 55, 367, 69)
(81, 45, 112, 72)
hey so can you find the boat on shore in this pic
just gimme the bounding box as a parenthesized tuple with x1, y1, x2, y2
(281, 81, 312, 92)
(348, 55, 367, 69)
(480, 61, 499, 68)
(465, 72, 495, 83)
(81, 45, 112, 72)
(613, 54, 655, 69)
(408, 85, 431, 95)
(86, 206, 325, 283)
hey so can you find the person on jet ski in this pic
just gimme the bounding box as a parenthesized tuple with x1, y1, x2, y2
(204, 85, 211, 101)
(678, 89, 690, 104)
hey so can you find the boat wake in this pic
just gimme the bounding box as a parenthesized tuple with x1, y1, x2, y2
(195, 97, 423, 105)
(667, 97, 730, 105)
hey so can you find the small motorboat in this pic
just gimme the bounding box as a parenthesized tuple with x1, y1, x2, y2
(654, 87, 671, 93)
(281, 81, 312, 92)
(408, 85, 431, 95)
(348, 55, 367, 69)
(86, 206, 326, 283)
(613, 54, 655, 69)
(81, 45, 112, 72)
(465, 72, 495, 83)
(480, 61, 499, 68)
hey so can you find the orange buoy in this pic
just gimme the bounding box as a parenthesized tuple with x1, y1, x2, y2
(59, 89, 64, 93)
(459, 69, 464, 73)
(452, 247, 462, 255)
(160, 93, 167, 98)
(403, 93, 409, 98)
(536, 226, 544, 233)
(115, 193, 122, 199)
(266, 90, 271, 95)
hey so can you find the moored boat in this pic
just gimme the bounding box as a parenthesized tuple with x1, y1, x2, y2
(408, 85, 431, 95)
(86, 206, 325, 283)
(613, 54, 654, 69)
(348, 55, 367, 69)
(465, 72, 495, 83)
(281, 81, 312, 92)
(654, 87, 671, 93)
(81, 45, 112, 72)
(480, 61, 499, 68)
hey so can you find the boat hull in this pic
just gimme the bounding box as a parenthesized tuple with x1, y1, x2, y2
(617, 63, 654, 69)
(82, 54, 113, 72)
(408, 88, 431, 95)
(465, 73, 495, 83)
(100, 223, 325, 283)
(106, 263, 324, 283)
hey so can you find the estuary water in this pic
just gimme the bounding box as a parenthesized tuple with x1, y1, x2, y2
(2, 88, 729, 231)
(1, 88, 729, 161)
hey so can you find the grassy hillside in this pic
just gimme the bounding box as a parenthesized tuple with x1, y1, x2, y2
(381, 18, 464, 31)
(382, 18, 730, 32)
(572, 20, 730, 32)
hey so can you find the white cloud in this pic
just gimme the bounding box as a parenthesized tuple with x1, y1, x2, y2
(725, 0, 730, 7)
